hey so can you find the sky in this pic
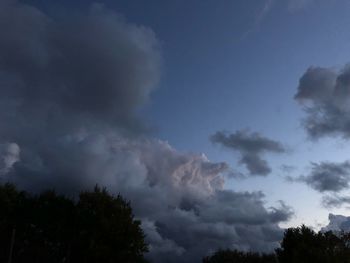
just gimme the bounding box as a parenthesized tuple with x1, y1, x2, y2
(2, 0, 350, 262)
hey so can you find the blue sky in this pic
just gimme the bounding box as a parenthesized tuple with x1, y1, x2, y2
(4, 0, 350, 261)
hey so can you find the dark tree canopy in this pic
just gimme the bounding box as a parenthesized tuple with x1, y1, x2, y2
(0, 184, 148, 263)
(276, 225, 350, 263)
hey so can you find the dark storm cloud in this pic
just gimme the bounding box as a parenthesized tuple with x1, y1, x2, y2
(0, 0, 161, 135)
(0, 1, 293, 262)
(295, 65, 350, 139)
(210, 130, 286, 176)
(297, 161, 350, 192)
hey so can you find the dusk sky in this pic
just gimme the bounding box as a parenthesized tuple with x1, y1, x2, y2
(2, 0, 350, 262)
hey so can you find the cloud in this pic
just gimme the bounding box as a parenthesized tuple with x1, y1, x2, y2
(210, 130, 286, 176)
(0, 142, 20, 176)
(289, 160, 350, 208)
(0, 1, 293, 262)
(296, 161, 350, 193)
(0, 0, 161, 135)
(295, 65, 350, 139)
(239, 0, 274, 40)
(321, 213, 350, 233)
(322, 194, 350, 208)
(145, 188, 293, 262)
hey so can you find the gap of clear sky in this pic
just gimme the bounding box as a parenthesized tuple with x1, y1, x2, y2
(25, 0, 350, 228)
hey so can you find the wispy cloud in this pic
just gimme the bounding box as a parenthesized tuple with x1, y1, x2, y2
(239, 0, 274, 40)
(238, 0, 315, 41)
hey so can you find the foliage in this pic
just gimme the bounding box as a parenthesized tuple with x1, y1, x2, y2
(0, 184, 148, 263)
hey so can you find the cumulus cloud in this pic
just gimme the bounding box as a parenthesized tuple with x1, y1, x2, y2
(295, 65, 350, 139)
(4, 132, 292, 263)
(321, 213, 350, 233)
(0, 1, 293, 262)
(296, 161, 350, 193)
(210, 130, 286, 176)
(146, 189, 292, 262)
(1, 132, 293, 263)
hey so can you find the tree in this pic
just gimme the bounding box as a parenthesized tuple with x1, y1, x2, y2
(202, 249, 276, 263)
(276, 225, 350, 263)
(72, 186, 148, 263)
(0, 184, 148, 263)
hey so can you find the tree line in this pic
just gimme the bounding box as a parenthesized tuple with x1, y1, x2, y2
(203, 225, 350, 263)
(1, 183, 350, 263)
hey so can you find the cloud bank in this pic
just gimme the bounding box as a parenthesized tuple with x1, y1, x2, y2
(0, 1, 293, 262)
(211, 130, 285, 176)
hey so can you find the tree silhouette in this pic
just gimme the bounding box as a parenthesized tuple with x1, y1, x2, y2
(0, 184, 148, 263)
(72, 186, 148, 263)
(202, 249, 276, 263)
(276, 225, 350, 263)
